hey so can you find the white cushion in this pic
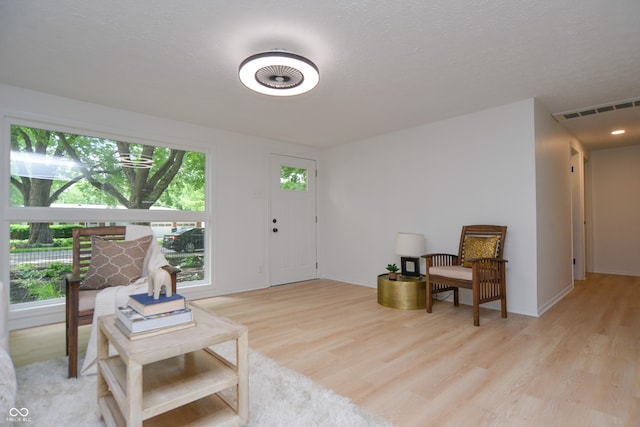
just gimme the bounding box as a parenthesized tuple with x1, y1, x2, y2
(429, 265, 472, 281)
(78, 289, 101, 313)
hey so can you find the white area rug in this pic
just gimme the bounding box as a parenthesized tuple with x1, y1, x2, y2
(14, 345, 394, 427)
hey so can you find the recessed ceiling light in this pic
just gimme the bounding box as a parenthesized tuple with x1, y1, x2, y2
(611, 129, 626, 135)
(239, 51, 319, 96)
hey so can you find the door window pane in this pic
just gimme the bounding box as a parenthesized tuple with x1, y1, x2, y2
(280, 166, 307, 191)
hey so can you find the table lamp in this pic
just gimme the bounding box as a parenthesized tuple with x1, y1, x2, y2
(395, 232, 426, 277)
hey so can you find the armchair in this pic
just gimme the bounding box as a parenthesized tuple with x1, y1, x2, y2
(422, 225, 507, 326)
(65, 225, 179, 377)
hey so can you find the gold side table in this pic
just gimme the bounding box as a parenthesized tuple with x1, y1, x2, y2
(377, 274, 426, 310)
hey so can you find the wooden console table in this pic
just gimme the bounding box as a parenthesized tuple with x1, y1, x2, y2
(97, 304, 248, 426)
(377, 274, 426, 310)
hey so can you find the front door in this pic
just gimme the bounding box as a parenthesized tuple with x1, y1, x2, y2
(269, 154, 317, 285)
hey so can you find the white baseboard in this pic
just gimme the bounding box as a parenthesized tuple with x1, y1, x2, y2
(537, 281, 574, 316)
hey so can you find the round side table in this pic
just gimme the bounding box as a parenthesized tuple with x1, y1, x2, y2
(377, 274, 426, 310)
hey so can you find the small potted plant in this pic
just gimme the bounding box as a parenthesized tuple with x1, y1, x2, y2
(386, 263, 399, 280)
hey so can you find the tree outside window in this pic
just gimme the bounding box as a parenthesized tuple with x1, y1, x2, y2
(8, 124, 207, 304)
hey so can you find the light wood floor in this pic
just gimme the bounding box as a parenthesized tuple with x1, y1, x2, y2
(10, 273, 640, 426)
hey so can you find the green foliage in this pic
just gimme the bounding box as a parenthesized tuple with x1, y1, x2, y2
(10, 224, 30, 239)
(11, 263, 71, 303)
(158, 151, 206, 210)
(10, 124, 205, 211)
(10, 237, 72, 251)
(8, 123, 208, 303)
(42, 262, 73, 277)
(10, 184, 23, 207)
(10, 126, 75, 208)
(179, 255, 204, 268)
(280, 166, 307, 191)
(386, 263, 399, 273)
(55, 180, 119, 206)
(20, 280, 61, 301)
(50, 224, 83, 238)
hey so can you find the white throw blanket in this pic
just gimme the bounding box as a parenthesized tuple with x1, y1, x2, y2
(80, 226, 170, 375)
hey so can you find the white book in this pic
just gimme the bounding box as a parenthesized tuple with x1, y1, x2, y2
(117, 306, 193, 333)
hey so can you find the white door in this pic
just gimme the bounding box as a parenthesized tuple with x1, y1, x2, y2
(571, 151, 586, 280)
(269, 154, 317, 285)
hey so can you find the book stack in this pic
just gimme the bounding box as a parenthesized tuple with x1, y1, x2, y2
(115, 293, 195, 340)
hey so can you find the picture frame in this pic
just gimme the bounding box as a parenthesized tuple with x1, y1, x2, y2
(400, 256, 420, 277)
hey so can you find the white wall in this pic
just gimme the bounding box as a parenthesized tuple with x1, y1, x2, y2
(0, 82, 583, 328)
(0, 83, 320, 328)
(589, 145, 640, 276)
(319, 99, 540, 317)
(533, 99, 576, 313)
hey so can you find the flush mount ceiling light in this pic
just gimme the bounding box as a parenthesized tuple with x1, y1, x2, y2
(239, 51, 319, 96)
(611, 129, 626, 135)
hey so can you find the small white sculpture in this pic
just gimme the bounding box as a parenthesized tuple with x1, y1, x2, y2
(148, 267, 172, 300)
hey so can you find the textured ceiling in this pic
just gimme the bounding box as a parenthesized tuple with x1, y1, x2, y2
(0, 0, 638, 150)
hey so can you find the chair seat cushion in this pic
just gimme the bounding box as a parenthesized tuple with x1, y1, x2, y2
(429, 265, 472, 281)
(78, 289, 101, 313)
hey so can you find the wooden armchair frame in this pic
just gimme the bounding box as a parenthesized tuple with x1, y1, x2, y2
(422, 225, 507, 326)
(65, 226, 179, 377)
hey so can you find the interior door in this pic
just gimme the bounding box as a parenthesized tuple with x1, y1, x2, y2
(269, 154, 317, 285)
(571, 150, 586, 280)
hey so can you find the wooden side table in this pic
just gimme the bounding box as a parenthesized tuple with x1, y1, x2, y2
(97, 304, 248, 427)
(377, 274, 426, 310)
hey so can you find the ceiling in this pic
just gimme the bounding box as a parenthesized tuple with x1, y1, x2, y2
(0, 0, 638, 151)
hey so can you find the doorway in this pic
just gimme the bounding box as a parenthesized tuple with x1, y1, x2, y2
(571, 148, 586, 280)
(269, 154, 317, 285)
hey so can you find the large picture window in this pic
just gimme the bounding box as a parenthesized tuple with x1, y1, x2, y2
(7, 122, 208, 311)
(10, 125, 205, 211)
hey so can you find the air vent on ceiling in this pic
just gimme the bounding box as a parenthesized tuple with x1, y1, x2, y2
(552, 97, 640, 121)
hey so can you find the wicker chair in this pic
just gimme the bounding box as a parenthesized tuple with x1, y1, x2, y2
(65, 226, 179, 377)
(422, 225, 507, 326)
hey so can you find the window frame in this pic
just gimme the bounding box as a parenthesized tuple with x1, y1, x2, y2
(2, 116, 214, 330)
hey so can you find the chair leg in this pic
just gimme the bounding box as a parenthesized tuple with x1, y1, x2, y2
(65, 320, 69, 356)
(426, 282, 433, 313)
(473, 283, 480, 327)
(501, 279, 508, 318)
(453, 288, 459, 306)
(501, 294, 508, 318)
(67, 318, 78, 378)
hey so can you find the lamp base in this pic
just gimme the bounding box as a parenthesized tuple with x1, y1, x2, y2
(400, 256, 421, 277)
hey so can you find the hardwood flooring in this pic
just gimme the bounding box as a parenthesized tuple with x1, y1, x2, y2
(10, 273, 640, 426)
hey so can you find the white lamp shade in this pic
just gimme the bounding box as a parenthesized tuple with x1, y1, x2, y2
(395, 233, 426, 257)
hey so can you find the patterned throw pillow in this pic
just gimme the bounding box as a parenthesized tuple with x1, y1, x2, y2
(82, 235, 153, 290)
(462, 235, 499, 268)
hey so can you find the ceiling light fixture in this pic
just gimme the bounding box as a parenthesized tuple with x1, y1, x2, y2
(239, 51, 319, 96)
(611, 129, 626, 135)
